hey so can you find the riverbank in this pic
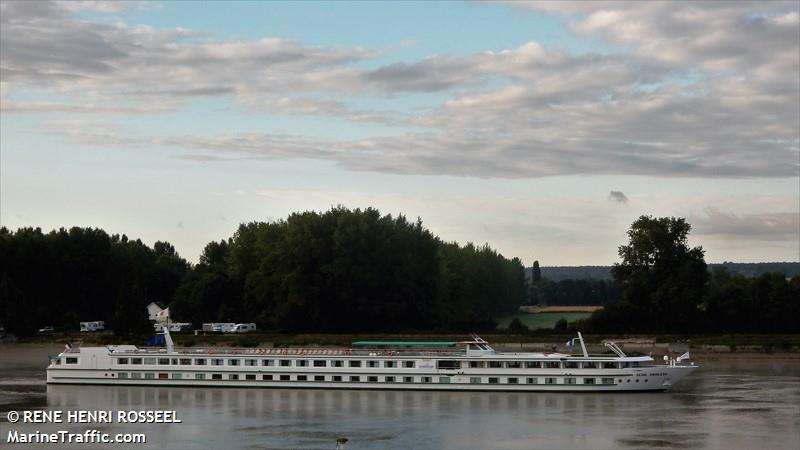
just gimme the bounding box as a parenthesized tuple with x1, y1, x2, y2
(6, 332, 800, 355)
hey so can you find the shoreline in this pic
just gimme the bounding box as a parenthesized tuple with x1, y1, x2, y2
(4, 332, 800, 356)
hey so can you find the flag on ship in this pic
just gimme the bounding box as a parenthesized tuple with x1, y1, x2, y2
(64, 343, 72, 352)
(677, 351, 690, 361)
(565, 339, 575, 348)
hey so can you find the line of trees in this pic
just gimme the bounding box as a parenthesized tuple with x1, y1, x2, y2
(0, 227, 188, 336)
(169, 207, 525, 332)
(581, 216, 800, 333)
(0, 207, 527, 335)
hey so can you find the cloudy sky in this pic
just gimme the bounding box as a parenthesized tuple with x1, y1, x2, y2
(1, 1, 798, 265)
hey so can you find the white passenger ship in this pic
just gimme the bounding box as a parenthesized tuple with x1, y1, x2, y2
(47, 331, 697, 392)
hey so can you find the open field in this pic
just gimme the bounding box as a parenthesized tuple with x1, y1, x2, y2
(495, 312, 593, 330)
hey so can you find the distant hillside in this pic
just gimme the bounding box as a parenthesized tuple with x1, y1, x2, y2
(526, 262, 800, 281)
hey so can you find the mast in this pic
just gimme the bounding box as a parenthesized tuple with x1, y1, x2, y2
(577, 332, 588, 357)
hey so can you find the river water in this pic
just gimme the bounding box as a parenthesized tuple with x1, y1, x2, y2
(1, 344, 798, 449)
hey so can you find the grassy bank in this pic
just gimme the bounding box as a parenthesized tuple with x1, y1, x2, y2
(495, 312, 592, 330)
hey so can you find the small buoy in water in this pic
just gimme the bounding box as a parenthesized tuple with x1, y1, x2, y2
(336, 437, 349, 449)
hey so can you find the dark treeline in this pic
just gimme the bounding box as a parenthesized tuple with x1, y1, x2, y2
(0, 227, 189, 336)
(529, 278, 620, 306)
(530, 262, 800, 282)
(170, 207, 525, 332)
(582, 216, 800, 334)
(0, 207, 526, 335)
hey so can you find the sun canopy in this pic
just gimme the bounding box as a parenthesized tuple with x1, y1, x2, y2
(351, 341, 458, 347)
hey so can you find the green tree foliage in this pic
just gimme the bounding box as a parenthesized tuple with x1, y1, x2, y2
(171, 207, 525, 332)
(588, 216, 708, 332)
(0, 226, 189, 336)
(704, 269, 800, 333)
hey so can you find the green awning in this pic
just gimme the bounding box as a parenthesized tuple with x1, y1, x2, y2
(352, 341, 458, 347)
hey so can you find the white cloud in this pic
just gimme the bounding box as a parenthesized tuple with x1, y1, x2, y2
(2, 0, 798, 180)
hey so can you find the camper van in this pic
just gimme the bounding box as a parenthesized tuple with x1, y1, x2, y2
(230, 323, 257, 333)
(79, 321, 105, 332)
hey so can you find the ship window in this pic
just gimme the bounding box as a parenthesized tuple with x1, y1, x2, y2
(280, 375, 290, 381)
(506, 361, 521, 369)
(367, 361, 379, 368)
(385, 376, 396, 383)
(488, 377, 499, 384)
(421, 377, 432, 383)
(119, 372, 129, 378)
(246, 374, 256, 380)
(229, 374, 239, 380)
(602, 378, 614, 385)
(526, 377, 537, 384)
(279, 360, 291, 367)
(525, 361, 541, 368)
(158, 373, 168, 379)
(565, 377, 576, 385)
(384, 361, 396, 368)
(469, 361, 484, 368)
(350, 376, 360, 382)
(158, 358, 170, 365)
(212, 374, 222, 380)
(349, 360, 362, 368)
(315, 375, 325, 381)
(262, 359, 274, 366)
(144, 373, 155, 379)
(470, 377, 481, 384)
(403, 376, 414, 383)
(66, 357, 78, 364)
(545, 377, 557, 385)
(333, 376, 343, 382)
(143, 358, 155, 365)
(118, 358, 129, 365)
(171, 373, 182, 379)
(584, 378, 596, 385)
(212, 359, 224, 366)
(368, 376, 378, 382)
(603, 362, 617, 369)
(171, 358, 178, 365)
(296, 360, 308, 367)
(262, 374, 273, 381)
(545, 361, 560, 369)
(297, 375, 307, 381)
(582, 362, 597, 369)
(508, 377, 519, 384)
(633, 362, 640, 368)
(437, 360, 460, 369)
(332, 360, 344, 367)
(228, 359, 240, 366)
(195, 359, 206, 365)
(635, 379, 639, 383)
(488, 361, 503, 368)
(313, 360, 326, 367)
(180, 358, 192, 365)
(245, 359, 257, 366)
(403, 361, 415, 368)
(194, 374, 205, 380)
(564, 361, 579, 369)
(439, 377, 451, 384)
(131, 372, 141, 379)
(131, 358, 142, 365)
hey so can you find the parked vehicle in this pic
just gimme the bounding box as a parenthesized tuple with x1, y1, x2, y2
(37, 326, 55, 334)
(79, 321, 105, 332)
(230, 323, 257, 333)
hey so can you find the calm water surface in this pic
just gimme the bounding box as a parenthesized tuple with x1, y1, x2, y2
(1, 344, 799, 449)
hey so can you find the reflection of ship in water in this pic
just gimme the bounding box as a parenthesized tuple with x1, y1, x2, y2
(46, 383, 668, 416)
